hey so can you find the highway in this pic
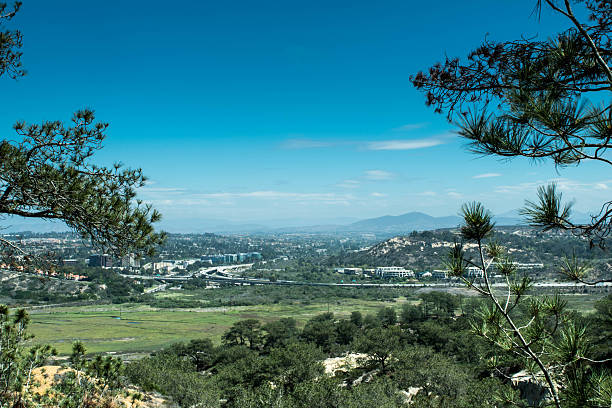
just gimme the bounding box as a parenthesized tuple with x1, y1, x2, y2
(120, 264, 610, 290)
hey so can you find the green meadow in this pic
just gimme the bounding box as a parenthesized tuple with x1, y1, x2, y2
(26, 298, 409, 354)
(25, 291, 603, 355)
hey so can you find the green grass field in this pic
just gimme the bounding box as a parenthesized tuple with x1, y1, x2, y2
(25, 291, 604, 355)
(27, 298, 410, 355)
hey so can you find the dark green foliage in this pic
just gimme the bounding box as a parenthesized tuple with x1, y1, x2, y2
(230, 383, 288, 408)
(412, 321, 452, 353)
(210, 348, 264, 399)
(522, 184, 573, 231)
(445, 201, 612, 407)
(335, 319, 358, 346)
(289, 377, 404, 408)
(349, 310, 363, 327)
(222, 319, 262, 350)
(393, 346, 517, 407)
(0, 305, 55, 405)
(377, 306, 397, 327)
(262, 317, 299, 350)
(0, 1, 23, 80)
(85, 268, 145, 299)
(362, 313, 381, 329)
(418, 292, 460, 318)
(234, 377, 405, 408)
(125, 352, 220, 407)
(125, 300, 612, 407)
(213, 344, 256, 367)
(154, 284, 413, 308)
(165, 338, 217, 371)
(354, 326, 401, 372)
(301, 313, 337, 353)
(394, 346, 471, 401)
(460, 202, 494, 242)
(592, 294, 612, 360)
(261, 342, 324, 392)
(400, 303, 425, 325)
(0, 110, 166, 261)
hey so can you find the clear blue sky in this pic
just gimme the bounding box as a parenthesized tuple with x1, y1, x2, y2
(1, 0, 608, 228)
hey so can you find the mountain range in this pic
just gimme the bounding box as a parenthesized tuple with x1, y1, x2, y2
(318, 210, 529, 234)
(1, 210, 552, 235)
(3, 209, 596, 235)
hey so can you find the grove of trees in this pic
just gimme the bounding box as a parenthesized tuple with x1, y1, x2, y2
(123, 293, 612, 407)
(412, 1, 611, 407)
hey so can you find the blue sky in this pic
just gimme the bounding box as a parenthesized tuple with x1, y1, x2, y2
(1, 0, 609, 228)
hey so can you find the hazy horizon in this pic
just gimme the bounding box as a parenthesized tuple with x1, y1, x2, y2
(2, 207, 596, 235)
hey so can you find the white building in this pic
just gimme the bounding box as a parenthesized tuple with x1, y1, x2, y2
(466, 266, 484, 278)
(375, 266, 414, 278)
(513, 262, 544, 269)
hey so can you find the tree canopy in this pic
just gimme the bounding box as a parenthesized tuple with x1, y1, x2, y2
(0, 2, 165, 265)
(0, 2, 23, 79)
(437, 202, 612, 407)
(412, 0, 611, 247)
(414, 2, 611, 406)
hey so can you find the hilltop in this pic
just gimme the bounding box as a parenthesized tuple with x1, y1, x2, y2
(325, 226, 611, 279)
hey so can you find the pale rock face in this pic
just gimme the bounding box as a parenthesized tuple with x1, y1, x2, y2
(368, 236, 414, 256)
(322, 353, 367, 376)
(30, 365, 171, 407)
(398, 387, 422, 403)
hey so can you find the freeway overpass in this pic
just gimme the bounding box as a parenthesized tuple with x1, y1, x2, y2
(120, 268, 446, 287)
(120, 263, 611, 290)
(120, 264, 254, 281)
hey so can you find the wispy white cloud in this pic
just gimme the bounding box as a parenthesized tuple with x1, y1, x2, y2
(447, 191, 463, 199)
(494, 181, 542, 194)
(140, 187, 187, 193)
(392, 123, 428, 131)
(473, 173, 502, 179)
(281, 132, 449, 151)
(494, 178, 612, 194)
(366, 138, 444, 151)
(371, 192, 387, 197)
(337, 180, 361, 189)
(139, 187, 358, 208)
(364, 170, 395, 180)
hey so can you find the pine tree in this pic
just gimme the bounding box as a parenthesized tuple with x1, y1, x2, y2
(414, 3, 612, 406)
(0, 2, 165, 266)
(412, 0, 611, 250)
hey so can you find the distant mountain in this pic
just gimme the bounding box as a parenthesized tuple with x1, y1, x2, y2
(335, 210, 535, 234)
(2, 210, 534, 235)
(342, 212, 463, 233)
(494, 210, 524, 226)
